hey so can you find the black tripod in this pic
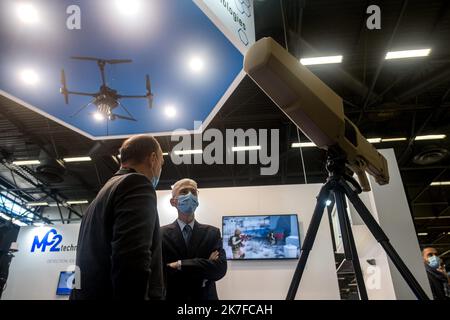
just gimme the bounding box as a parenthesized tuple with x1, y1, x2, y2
(286, 149, 429, 300)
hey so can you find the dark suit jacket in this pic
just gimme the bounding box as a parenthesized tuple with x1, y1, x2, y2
(70, 168, 163, 300)
(161, 220, 227, 300)
(425, 263, 449, 300)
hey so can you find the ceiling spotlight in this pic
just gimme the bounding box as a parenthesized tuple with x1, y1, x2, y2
(16, 3, 39, 24)
(165, 106, 177, 118)
(93, 112, 105, 121)
(115, 0, 140, 15)
(20, 69, 39, 85)
(189, 57, 204, 73)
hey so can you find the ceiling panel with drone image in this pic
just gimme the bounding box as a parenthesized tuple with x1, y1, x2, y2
(0, 0, 245, 139)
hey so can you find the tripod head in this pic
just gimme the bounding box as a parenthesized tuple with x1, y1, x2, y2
(325, 147, 363, 195)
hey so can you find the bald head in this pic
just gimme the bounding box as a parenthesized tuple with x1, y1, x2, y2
(171, 178, 198, 198)
(119, 134, 164, 184)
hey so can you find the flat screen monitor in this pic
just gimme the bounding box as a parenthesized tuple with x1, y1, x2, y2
(56, 271, 75, 295)
(222, 214, 300, 260)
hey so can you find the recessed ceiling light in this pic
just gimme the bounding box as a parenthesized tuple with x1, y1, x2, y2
(232, 146, 261, 152)
(300, 55, 343, 66)
(115, 0, 140, 15)
(27, 202, 49, 207)
(173, 149, 203, 155)
(93, 112, 105, 121)
(189, 57, 204, 73)
(367, 138, 382, 143)
(0, 212, 11, 221)
(13, 160, 40, 166)
(66, 200, 89, 205)
(415, 134, 446, 141)
(385, 49, 431, 60)
(12, 220, 28, 227)
(381, 137, 407, 142)
(291, 142, 316, 148)
(430, 181, 450, 186)
(63, 157, 92, 162)
(16, 3, 39, 24)
(165, 106, 177, 118)
(20, 69, 39, 85)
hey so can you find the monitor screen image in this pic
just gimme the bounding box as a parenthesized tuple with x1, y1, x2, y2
(56, 271, 75, 295)
(222, 214, 300, 260)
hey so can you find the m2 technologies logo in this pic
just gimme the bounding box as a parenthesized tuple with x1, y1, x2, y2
(31, 229, 63, 253)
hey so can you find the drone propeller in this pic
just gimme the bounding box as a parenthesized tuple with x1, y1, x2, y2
(107, 59, 133, 64)
(71, 100, 94, 118)
(60, 69, 69, 104)
(112, 113, 137, 122)
(146, 74, 153, 109)
(71, 56, 132, 64)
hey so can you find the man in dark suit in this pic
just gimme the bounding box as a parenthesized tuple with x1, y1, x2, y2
(70, 134, 165, 300)
(161, 179, 227, 300)
(422, 247, 449, 300)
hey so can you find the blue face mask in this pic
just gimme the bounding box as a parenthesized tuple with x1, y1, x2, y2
(151, 167, 161, 189)
(427, 255, 440, 269)
(176, 192, 199, 215)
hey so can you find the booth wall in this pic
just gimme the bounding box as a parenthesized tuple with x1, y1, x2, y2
(157, 184, 341, 300)
(3, 149, 429, 300)
(3, 184, 340, 300)
(2, 224, 79, 300)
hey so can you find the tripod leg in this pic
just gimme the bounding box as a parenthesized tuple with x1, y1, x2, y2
(340, 181, 430, 300)
(286, 185, 331, 300)
(334, 189, 368, 300)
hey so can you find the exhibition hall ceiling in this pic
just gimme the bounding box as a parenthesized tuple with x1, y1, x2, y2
(0, 0, 243, 138)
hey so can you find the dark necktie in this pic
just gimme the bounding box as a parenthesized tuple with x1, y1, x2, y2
(183, 224, 192, 246)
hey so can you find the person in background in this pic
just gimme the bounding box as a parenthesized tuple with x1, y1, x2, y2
(70, 134, 164, 300)
(161, 178, 227, 300)
(422, 247, 449, 300)
(437, 258, 450, 298)
(230, 229, 245, 259)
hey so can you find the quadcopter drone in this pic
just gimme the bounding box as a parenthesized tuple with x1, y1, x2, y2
(60, 56, 153, 122)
